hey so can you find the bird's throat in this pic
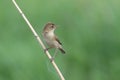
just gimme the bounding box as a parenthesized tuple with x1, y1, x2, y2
(46, 31, 55, 39)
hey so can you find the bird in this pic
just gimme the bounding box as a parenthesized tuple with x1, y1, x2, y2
(42, 22, 65, 59)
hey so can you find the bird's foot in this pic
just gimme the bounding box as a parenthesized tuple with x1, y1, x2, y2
(44, 48, 48, 53)
(50, 57, 54, 62)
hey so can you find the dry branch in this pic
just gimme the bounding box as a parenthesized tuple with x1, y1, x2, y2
(12, 0, 65, 80)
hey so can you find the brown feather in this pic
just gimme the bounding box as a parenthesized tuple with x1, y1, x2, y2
(59, 48, 65, 54)
(55, 36, 62, 45)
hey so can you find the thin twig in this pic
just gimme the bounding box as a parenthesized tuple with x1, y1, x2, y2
(12, 0, 65, 80)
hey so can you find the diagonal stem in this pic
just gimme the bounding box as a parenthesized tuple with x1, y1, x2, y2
(12, 0, 65, 80)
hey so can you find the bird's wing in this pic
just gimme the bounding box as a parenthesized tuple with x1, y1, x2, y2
(55, 36, 62, 45)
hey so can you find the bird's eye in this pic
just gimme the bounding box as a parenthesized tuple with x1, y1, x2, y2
(51, 25, 54, 28)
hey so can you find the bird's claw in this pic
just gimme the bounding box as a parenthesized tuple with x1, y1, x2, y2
(50, 57, 54, 62)
(44, 48, 48, 53)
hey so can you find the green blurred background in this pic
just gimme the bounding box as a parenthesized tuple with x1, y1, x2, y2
(0, 0, 120, 80)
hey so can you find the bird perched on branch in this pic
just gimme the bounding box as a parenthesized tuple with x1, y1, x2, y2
(42, 22, 65, 60)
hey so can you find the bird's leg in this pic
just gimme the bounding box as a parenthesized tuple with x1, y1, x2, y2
(50, 48, 58, 62)
(44, 47, 52, 53)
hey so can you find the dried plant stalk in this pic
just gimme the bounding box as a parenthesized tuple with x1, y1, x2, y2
(12, 0, 65, 80)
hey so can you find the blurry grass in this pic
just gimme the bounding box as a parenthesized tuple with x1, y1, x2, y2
(0, 0, 120, 80)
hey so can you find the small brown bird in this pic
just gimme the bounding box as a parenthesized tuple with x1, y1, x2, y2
(42, 22, 65, 57)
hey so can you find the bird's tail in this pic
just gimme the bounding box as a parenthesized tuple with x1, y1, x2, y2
(59, 48, 65, 54)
